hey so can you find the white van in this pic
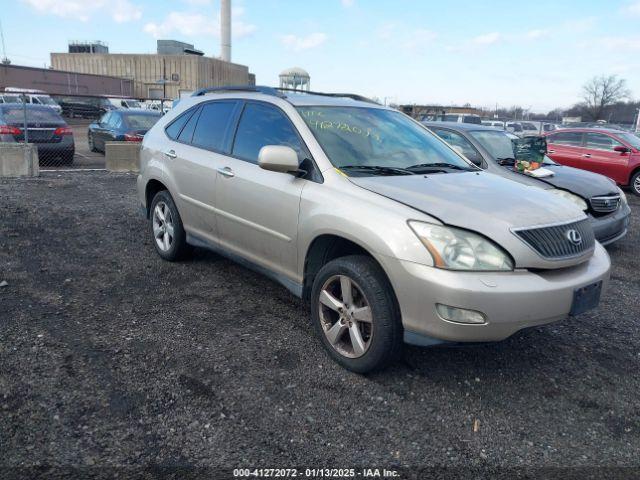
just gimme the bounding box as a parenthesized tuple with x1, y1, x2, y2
(2, 87, 62, 114)
(106, 97, 143, 109)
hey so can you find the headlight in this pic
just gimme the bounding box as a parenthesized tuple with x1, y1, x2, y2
(617, 186, 628, 205)
(408, 221, 514, 271)
(548, 189, 588, 211)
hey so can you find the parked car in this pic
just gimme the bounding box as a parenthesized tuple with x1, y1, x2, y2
(506, 122, 524, 136)
(424, 122, 630, 245)
(544, 128, 640, 196)
(56, 96, 115, 119)
(1, 88, 63, 114)
(0, 104, 74, 164)
(88, 109, 162, 153)
(430, 113, 482, 124)
(481, 120, 505, 129)
(137, 86, 610, 373)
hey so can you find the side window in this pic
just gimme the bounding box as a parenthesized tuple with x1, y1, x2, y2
(31, 97, 41, 105)
(178, 106, 202, 144)
(432, 128, 483, 166)
(232, 103, 303, 164)
(191, 101, 237, 151)
(548, 132, 582, 146)
(111, 114, 123, 129)
(165, 108, 196, 140)
(585, 133, 622, 151)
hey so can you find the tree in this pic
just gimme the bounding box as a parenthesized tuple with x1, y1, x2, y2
(581, 75, 630, 121)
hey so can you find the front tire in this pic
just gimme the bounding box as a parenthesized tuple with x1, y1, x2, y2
(630, 171, 640, 196)
(149, 190, 190, 261)
(88, 132, 99, 153)
(310, 255, 402, 373)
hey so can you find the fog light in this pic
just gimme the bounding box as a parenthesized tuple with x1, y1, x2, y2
(436, 304, 486, 324)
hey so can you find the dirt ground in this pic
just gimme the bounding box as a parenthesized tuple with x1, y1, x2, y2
(1, 172, 639, 479)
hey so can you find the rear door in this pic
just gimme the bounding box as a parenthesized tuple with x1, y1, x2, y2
(214, 101, 307, 280)
(581, 132, 630, 183)
(546, 131, 584, 168)
(167, 101, 240, 241)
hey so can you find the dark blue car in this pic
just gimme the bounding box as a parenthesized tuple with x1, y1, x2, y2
(88, 109, 161, 153)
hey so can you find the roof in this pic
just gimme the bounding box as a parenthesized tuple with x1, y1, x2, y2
(550, 127, 629, 134)
(117, 108, 162, 115)
(283, 92, 382, 108)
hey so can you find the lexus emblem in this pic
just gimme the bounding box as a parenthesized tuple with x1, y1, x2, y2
(566, 229, 582, 246)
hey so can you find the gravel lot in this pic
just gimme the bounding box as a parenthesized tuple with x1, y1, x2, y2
(1, 172, 639, 478)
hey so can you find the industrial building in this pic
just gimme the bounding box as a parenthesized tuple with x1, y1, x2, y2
(50, 0, 253, 100)
(51, 50, 252, 99)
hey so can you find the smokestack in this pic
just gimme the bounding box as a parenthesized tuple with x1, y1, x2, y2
(220, 0, 231, 62)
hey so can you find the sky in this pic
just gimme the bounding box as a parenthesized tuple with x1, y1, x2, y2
(6, 0, 640, 112)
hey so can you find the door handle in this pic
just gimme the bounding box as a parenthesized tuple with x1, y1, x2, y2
(581, 154, 591, 158)
(164, 149, 177, 159)
(547, 149, 555, 154)
(217, 166, 235, 178)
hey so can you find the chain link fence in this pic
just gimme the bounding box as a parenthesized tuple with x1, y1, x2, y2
(2, 92, 170, 170)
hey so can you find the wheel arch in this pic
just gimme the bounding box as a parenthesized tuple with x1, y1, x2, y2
(145, 178, 168, 218)
(302, 233, 394, 303)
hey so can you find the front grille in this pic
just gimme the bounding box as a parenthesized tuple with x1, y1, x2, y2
(590, 195, 620, 214)
(514, 218, 595, 260)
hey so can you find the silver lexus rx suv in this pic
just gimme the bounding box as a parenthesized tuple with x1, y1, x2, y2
(137, 86, 611, 373)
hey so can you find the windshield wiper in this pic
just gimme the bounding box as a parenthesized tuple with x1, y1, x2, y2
(406, 162, 472, 173)
(339, 165, 415, 176)
(496, 157, 516, 166)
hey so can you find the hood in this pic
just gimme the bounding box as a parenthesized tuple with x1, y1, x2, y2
(349, 171, 591, 269)
(529, 164, 618, 198)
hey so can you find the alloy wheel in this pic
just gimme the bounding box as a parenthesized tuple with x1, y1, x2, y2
(152, 201, 175, 252)
(634, 175, 640, 195)
(318, 275, 373, 358)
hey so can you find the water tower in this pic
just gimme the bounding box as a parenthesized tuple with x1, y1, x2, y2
(279, 67, 310, 91)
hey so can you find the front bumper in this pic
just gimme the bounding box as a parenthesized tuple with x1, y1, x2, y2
(380, 243, 611, 344)
(590, 203, 631, 245)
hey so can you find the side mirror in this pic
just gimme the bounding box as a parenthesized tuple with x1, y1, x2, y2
(258, 145, 300, 174)
(614, 145, 630, 153)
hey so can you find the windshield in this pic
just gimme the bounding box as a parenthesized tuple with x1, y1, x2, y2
(124, 113, 160, 129)
(297, 106, 475, 175)
(616, 132, 640, 150)
(470, 130, 554, 165)
(35, 96, 57, 105)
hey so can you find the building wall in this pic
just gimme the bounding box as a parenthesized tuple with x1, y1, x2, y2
(0, 64, 132, 96)
(50, 53, 251, 99)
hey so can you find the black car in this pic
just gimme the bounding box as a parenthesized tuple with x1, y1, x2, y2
(87, 109, 162, 153)
(0, 104, 75, 165)
(56, 96, 115, 119)
(423, 122, 631, 245)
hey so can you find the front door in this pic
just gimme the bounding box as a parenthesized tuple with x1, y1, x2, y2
(214, 101, 307, 281)
(581, 132, 630, 184)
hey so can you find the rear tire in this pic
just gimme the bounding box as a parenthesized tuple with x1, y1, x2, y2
(149, 190, 190, 261)
(630, 171, 640, 196)
(310, 255, 402, 373)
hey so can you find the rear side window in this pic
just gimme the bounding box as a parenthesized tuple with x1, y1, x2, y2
(191, 101, 237, 151)
(165, 108, 196, 140)
(232, 103, 303, 164)
(548, 132, 582, 146)
(178, 107, 202, 143)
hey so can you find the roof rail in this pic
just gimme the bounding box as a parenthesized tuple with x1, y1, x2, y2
(276, 88, 380, 105)
(191, 85, 286, 98)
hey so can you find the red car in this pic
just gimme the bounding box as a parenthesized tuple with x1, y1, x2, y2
(545, 128, 640, 195)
